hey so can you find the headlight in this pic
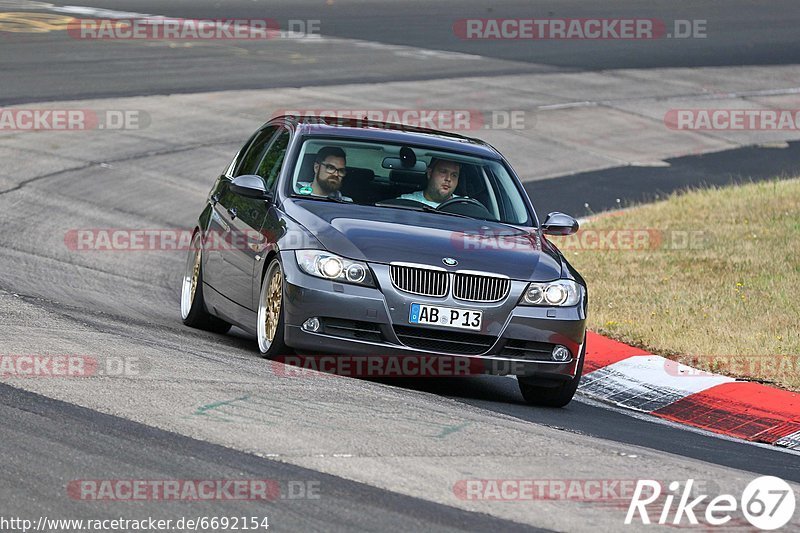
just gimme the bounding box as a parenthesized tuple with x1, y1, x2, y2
(521, 279, 582, 307)
(295, 250, 374, 287)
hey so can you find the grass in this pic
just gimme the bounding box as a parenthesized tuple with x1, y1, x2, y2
(549, 178, 800, 390)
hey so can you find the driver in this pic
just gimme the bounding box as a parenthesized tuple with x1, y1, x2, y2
(297, 146, 352, 202)
(398, 158, 461, 207)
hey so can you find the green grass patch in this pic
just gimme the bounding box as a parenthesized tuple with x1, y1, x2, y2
(551, 178, 800, 390)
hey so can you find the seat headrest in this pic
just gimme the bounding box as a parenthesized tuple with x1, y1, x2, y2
(298, 153, 317, 182)
(454, 164, 484, 197)
(345, 167, 375, 183)
(340, 167, 375, 200)
(389, 169, 427, 188)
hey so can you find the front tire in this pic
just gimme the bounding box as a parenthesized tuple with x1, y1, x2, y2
(518, 343, 585, 407)
(180, 232, 232, 334)
(257, 258, 289, 358)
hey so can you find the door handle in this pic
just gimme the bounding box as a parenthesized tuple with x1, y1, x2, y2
(210, 193, 221, 206)
(227, 207, 238, 220)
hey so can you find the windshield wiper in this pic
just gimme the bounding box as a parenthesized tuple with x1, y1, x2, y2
(417, 204, 474, 220)
(293, 194, 349, 203)
(373, 201, 474, 220)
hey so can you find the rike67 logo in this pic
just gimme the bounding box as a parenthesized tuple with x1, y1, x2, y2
(626, 476, 796, 529)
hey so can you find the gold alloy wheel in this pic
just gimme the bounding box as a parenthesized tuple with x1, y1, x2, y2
(264, 266, 282, 342)
(180, 236, 202, 320)
(189, 246, 201, 305)
(258, 260, 283, 353)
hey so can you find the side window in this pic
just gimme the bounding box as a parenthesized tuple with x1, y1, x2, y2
(487, 165, 529, 225)
(258, 129, 291, 190)
(236, 126, 279, 177)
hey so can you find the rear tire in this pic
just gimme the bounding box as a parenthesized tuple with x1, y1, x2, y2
(518, 343, 585, 407)
(180, 232, 232, 334)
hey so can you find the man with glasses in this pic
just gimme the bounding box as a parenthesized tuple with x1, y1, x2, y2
(298, 146, 352, 202)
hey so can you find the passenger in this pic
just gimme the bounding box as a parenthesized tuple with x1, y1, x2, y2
(298, 146, 352, 201)
(398, 158, 460, 207)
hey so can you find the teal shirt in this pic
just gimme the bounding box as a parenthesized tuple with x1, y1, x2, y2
(399, 190, 459, 207)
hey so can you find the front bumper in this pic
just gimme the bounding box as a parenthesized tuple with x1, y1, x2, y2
(280, 251, 586, 379)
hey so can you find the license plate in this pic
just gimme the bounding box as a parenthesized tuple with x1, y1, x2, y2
(408, 303, 482, 331)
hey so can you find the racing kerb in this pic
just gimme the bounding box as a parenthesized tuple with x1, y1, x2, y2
(580, 331, 800, 449)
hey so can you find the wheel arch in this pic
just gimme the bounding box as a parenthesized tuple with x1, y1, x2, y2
(260, 249, 281, 283)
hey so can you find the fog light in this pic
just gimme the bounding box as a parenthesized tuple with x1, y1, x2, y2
(302, 317, 321, 332)
(552, 345, 571, 362)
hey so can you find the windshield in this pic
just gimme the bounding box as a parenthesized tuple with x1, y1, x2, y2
(288, 136, 534, 225)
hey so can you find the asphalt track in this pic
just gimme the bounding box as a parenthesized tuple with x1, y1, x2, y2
(3, 0, 800, 103)
(0, 383, 538, 532)
(529, 140, 800, 217)
(1, 1, 799, 531)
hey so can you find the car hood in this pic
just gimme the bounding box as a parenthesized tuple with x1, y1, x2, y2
(284, 198, 563, 281)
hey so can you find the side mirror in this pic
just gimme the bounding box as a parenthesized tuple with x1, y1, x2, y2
(230, 175, 272, 200)
(541, 212, 579, 236)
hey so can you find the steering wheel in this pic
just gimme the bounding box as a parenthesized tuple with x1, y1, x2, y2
(436, 197, 485, 211)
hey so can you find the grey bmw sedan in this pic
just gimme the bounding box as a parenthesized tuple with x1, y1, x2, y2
(181, 115, 587, 406)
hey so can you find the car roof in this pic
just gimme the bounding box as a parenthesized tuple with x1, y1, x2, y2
(271, 115, 503, 160)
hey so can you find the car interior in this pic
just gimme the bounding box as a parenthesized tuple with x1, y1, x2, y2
(294, 150, 501, 217)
